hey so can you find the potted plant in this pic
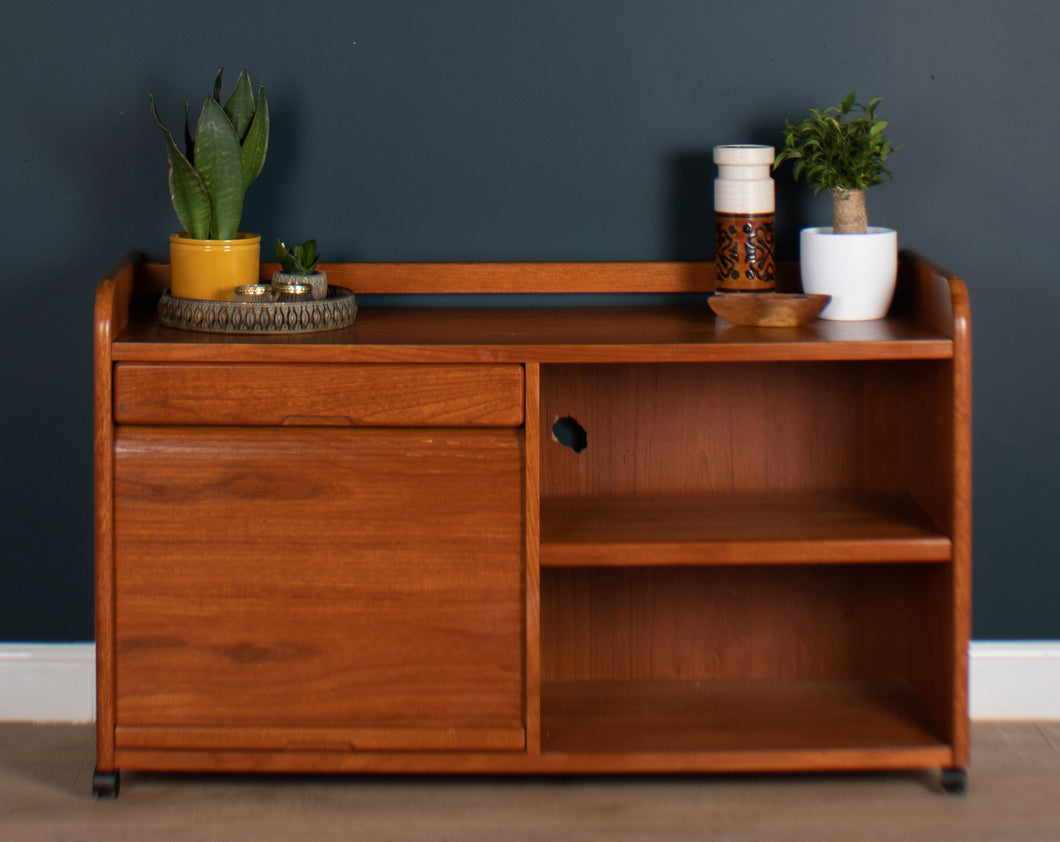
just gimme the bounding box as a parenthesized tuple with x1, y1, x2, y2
(149, 68, 269, 300)
(274, 238, 327, 300)
(773, 91, 896, 320)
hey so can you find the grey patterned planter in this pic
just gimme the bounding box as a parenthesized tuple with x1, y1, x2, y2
(272, 269, 328, 300)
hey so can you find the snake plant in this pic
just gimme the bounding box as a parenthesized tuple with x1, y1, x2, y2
(149, 68, 269, 240)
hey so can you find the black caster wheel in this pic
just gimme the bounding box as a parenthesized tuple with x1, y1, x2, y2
(939, 767, 967, 795)
(92, 770, 120, 798)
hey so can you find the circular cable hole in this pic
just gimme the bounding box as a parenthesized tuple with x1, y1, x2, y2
(551, 416, 587, 453)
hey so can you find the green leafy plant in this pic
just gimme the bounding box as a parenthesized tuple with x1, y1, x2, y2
(149, 68, 269, 240)
(773, 91, 893, 234)
(276, 239, 320, 275)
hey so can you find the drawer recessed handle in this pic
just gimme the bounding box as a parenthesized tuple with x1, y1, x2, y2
(281, 415, 355, 426)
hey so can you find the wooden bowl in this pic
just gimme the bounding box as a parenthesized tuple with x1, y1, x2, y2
(708, 293, 831, 327)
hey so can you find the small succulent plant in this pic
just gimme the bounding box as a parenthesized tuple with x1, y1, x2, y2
(149, 68, 269, 240)
(276, 239, 320, 275)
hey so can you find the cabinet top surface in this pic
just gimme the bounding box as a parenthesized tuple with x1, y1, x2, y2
(101, 258, 966, 364)
(111, 303, 953, 363)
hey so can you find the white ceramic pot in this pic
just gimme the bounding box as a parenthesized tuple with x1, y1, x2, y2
(799, 227, 898, 321)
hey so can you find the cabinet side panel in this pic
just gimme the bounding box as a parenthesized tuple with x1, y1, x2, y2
(524, 363, 542, 753)
(863, 359, 966, 754)
(863, 361, 954, 533)
(113, 427, 524, 744)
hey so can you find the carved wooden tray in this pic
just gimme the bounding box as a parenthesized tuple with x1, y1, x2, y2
(709, 292, 830, 327)
(158, 286, 358, 334)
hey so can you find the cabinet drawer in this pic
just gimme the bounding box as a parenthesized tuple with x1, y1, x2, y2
(113, 363, 524, 427)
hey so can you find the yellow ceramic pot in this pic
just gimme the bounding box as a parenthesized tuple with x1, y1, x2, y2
(169, 233, 261, 300)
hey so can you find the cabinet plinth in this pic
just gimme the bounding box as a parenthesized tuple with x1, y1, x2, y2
(95, 256, 970, 792)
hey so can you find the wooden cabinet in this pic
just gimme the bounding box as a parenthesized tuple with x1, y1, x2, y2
(94, 255, 970, 795)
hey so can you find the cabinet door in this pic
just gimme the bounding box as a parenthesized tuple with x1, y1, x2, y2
(113, 427, 525, 753)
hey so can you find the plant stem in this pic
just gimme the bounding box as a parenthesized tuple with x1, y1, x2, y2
(831, 188, 868, 234)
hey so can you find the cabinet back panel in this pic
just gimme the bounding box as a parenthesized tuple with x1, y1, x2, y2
(540, 362, 956, 521)
(540, 363, 866, 496)
(541, 566, 917, 682)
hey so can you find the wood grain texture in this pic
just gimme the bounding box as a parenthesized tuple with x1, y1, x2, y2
(540, 362, 869, 497)
(116, 724, 524, 753)
(109, 741, 953, 775)
(708, 292, 830, 327)
(113, 427, 525, 749)
(540, 678, 947, 755)
(876, 254, 972, 765)
(93, 253, 138, 774)
(114, 363, 524, 427)
(95, 253, 970, 782)
(949, 266, 973, 768)
(540, 493, 950, 566)
(540, 565, 924, 683)
(523, 363, 542, 754)
(111, 305, 954, 365)
(135, 260, 723, 294)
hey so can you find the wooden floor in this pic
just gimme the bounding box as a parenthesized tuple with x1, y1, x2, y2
(1, 723, 1058, 841)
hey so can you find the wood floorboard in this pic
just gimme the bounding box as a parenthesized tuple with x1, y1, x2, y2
(1035, 721, 1060, 749)
(0, 722, 1057, 841)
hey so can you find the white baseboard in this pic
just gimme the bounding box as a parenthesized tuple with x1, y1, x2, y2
(967, 641, 1060, 719)
(0, 644, 96, 722)
(1, 642, 1058, 723)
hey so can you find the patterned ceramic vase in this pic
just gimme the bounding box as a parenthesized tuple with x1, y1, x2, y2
(713, 145, 776, 293)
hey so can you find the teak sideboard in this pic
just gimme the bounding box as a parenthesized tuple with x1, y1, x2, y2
(93, 254, 971, 797)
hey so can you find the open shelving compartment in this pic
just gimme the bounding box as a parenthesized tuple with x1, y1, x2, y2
(536, 356, 965, 772)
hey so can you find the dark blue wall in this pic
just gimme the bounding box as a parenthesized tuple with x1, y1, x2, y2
(2, 1, 1057, 640)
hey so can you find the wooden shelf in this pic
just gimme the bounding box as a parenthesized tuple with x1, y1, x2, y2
(540, 492, 951, 567)
(541, 678, 950, 764)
